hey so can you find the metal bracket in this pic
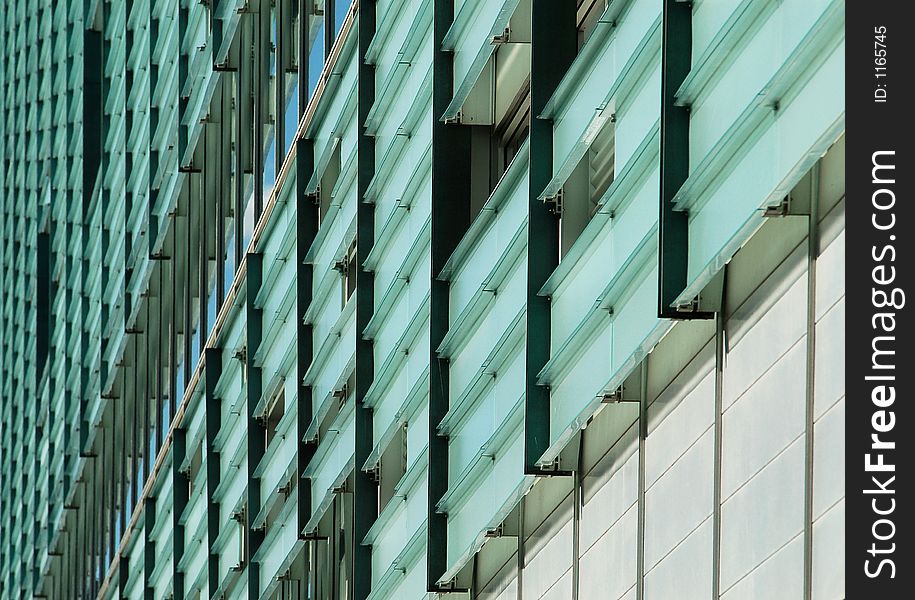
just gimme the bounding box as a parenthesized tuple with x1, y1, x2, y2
(332, 258, 347, 274)
(543, 189, 563, 215)
(484, 524, 504, 538)
(532, 456, 572, 476)
(434, 579, 470, 595)
(601, 386, 623, 403)
(491, 27, 511, 44)
(670, 295, 716, 319)
(365, 464, 381, 484)
(675, 297, 701, 313)
(233, 347, 247, 364)
(696, 268, 725, 313)
(332, 385, 348, 404)
(763, 197, 790, 217)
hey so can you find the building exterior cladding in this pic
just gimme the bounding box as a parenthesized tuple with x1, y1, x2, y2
(0, 0, 845, 598)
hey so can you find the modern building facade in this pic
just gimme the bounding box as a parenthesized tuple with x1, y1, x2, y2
(0, 0, 845, 599)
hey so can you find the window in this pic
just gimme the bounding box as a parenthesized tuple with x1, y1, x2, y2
(377, 422, 408, 512)
(264, 385, 286, 448)
(184, 441, 203, 498)
(36, 226, 49, 380)
(277, 0, 299, 158)
(308, 2, 326, 96)
(265, 473, 293, 531)
(336, 238, 357, 307)
(318, 371, 353, 444)
(558, 116, 615, 258)
(462, 0, 532, 220)
(273, 546, 309, 599)
(231, 502, 248, 571)
(333, 0, 350, 37)
(318, 142, 341, 225)
(491, 74, 531, 183)
(468, 505, 522, 598)
(312, 476, 354, 600)
(242, 176, 256, 250)
(577, 0, 607, 49)
(264, 6, 279, 196)
(334, 489, 353, 600)
(234, 345, 248, 384)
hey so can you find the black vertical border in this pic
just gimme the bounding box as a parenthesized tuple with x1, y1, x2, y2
(847, 2, 910, 597)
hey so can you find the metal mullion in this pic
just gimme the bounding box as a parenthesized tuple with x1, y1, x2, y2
(200, 140, 209, 351)
(36, 230, 50, 381)
(86, 478, 96, 595)
(515, 499, 525, 600)
(298, 0, 309, 117)
(178, 0, 190, 160)
(324, 0, 335, 60)
(132, 341, 141, 510)
(572, 433, 584, 600)
(330, 497, 339, 599)
(170, 238, 179, 418)
(156, 267, 165, 451)
(82, 482, 89, 596)
(80, 210, 91, 454)
(254, 1, 269, 219)
(120, 476, 132, 593)
(713, 281, 726, 600)
(803, 163, 820, 600)
(109, 390, 118, 579)
(275, 0, 285, 181)
(120, 374, 129, 540)
(152, 309, 161, 465)
(234, 66, 246, 267)
(117, 382, 127, 548)
(88, 447, 97, 597)
(74, 494, 82, 596)
(216, 83, 228, 311)
(140, 305, 150, 484)
(149, 0, 160, 251)
(97, 434, 107, 597)
(184, 200, 192, 385)
(636, 363, 647, 600)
